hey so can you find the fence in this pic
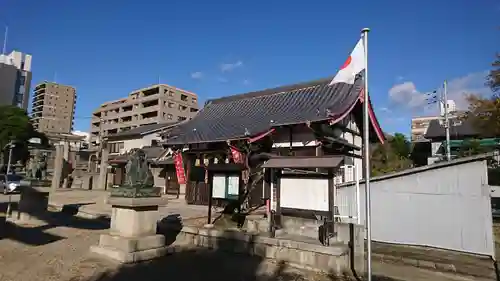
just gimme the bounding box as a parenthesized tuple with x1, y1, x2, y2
(336, 157, 495, 257)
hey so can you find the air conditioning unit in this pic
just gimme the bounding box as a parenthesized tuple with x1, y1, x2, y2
(119, 148, 127, 154)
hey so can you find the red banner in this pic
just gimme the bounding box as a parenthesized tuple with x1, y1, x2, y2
(229, 146, 244, 164)
(173, 152, 186, 185)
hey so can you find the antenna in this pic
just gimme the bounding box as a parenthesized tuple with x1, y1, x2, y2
(2, 26, 8, 54)
(158, 75, 161, 85)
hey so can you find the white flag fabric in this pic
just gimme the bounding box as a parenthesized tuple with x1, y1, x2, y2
(329, 38, 366, 86)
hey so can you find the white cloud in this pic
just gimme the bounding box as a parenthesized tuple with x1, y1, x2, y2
(388, 71, 491, 110)
(191, 71, 203, 79)
(72, 130, 90, 142)
(243, 79, 251, 85)
(388, 81, 427, 108)
(220, 60, 243, 72)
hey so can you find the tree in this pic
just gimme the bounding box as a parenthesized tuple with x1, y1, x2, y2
(463, 94, 500, 137)
(389, 133, 411, 158)
(0, 106, 33, 149)
(487, 53, 500, 95)
(457, 139, 484, 158)
(0, 105, 46, 165)
(371, 133, 413, 176)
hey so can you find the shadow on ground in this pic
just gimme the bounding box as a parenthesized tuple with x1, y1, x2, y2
(80, 215, 401, 281)
(0, 200, 109, 246)
(82, 247, 402, 281)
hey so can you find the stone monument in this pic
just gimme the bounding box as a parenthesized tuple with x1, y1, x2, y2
(90, 148, 169, 263)
(8, 152, 49, 224)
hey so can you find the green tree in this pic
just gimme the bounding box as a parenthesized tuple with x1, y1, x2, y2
(371, 133, 413, 176)
(0, 105, 46, 165)
(0, 106, 33, 149)
(487, 53, 500, 95)
(457, 139, 484, 157)
(389, 133, 411, 158)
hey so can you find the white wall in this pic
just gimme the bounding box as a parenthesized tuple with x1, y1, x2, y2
(108, 133, 161, 155)
(336, 160, 495, 257)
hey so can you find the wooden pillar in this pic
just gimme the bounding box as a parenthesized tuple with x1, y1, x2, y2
(274, 169, 282, 229)
(98, 145, 109, 190)
(62, 141, 71, 188)
(51, 144, 63, 193)
(327, 168, 335, 245)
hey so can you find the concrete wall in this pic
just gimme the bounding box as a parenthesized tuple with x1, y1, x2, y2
(0, 63, 18, 107)
(0, 51, 32, 110)
(337, 159, 495, 257)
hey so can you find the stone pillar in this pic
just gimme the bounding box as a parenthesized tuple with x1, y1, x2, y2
(51, 144, 63, 192)
(9, 187, 49, 224)
(90, 197, 169, 263)
(98, 145, 109, 190)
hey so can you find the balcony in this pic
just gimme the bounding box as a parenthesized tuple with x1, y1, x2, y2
(34, 84, 46, 91)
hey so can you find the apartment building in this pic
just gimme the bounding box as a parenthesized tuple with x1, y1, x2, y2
(31, 82, 76, 134)
(0, 50, 32, 110)
(411, 116, 436, 142)
(90, 84, 199, 143)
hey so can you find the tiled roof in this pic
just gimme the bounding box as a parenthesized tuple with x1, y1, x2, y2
(108, 146, 166, 163)
(424, 118, 479, 139)
(107, 122, 179, 140)
(165, 73, 383, 145)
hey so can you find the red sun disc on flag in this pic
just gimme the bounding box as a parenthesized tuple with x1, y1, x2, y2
(340, 56, 352, 70)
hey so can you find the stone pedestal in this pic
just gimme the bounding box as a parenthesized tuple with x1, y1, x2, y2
(8, 187, 49, 224)
(90, 197, 169, 263)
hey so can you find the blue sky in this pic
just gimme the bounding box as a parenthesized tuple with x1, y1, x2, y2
(1, 0, 499, 136)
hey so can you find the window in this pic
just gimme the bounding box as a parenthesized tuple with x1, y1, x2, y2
(167, 114, 173, 120)
(168, 102, 175, 108)
(181, 94, 188, 102)
(178, 116, 187, 121)
(109, 142, 124, 153)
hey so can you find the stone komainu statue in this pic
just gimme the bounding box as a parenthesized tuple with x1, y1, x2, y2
(124, 148, 154, 187)
(110, 148, 159, 198)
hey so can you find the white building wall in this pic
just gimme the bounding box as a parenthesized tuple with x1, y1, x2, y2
(108, 133, 161, 155)
(336, 160, 495, 257)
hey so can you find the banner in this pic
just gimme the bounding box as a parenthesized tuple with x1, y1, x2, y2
(173, 152, 186, 185)
(229, 146, 244, 164)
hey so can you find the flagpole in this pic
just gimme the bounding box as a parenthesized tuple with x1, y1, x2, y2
(361, 27, 373, 281)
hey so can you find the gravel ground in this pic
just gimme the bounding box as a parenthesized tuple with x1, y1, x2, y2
(0, 214, 343, 281)
(0, 211, 478, 281)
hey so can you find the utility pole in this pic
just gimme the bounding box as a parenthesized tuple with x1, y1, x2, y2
(6, 141, 14, 174)
(97, 117, 109, 190)
(2, 26, 7, 55)
(443, 80, 451, 161)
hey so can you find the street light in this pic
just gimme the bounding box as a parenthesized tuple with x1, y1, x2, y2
(4, 137, 42, 174)
(5, 141, 15, 175)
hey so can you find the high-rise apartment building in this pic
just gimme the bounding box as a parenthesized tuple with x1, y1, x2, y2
(411, 116, 436, 142)
(0, 51, 32, 109)
(31, 82, 76, 134)
(90, 84, 199, 143)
